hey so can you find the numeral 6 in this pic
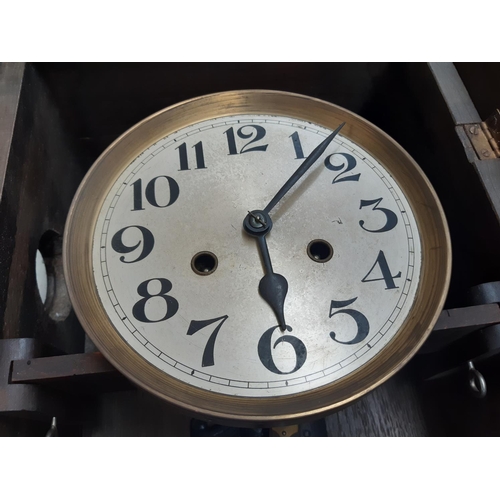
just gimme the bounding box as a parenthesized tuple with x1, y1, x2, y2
(258, 325, 307, 375)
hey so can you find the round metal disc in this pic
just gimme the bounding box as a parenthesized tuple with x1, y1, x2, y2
(63, 90, 451, 426)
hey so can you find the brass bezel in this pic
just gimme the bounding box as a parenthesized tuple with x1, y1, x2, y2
(63, 90, 451, 426)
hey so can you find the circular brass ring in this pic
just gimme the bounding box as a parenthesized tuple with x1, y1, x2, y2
(63, 90, 451, 426)
(307, 239, 334, 263)
(191, 251, 219, 276)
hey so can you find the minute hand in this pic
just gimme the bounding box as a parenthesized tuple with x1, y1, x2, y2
(263, 122, 345, 214)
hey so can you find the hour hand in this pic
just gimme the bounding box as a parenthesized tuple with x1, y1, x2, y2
(256, 235, 288, 330)
(243, 210, 288, 330)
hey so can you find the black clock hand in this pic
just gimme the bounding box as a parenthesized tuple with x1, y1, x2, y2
(256, 233, 288, 330)
(243, 123, 345, 330)
(243, 210, 287, 330)
(264, 122, 345, 214)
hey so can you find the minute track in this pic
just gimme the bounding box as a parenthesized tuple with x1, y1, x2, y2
(88, 111, 420, 400)
(95, 115, 419, 395)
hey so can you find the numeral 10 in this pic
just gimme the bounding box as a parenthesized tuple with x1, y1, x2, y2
(131, 176, 179, 211)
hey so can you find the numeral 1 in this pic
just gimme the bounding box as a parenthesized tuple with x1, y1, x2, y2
(289, 131, 305, 159)
(176, 141, 206, 171)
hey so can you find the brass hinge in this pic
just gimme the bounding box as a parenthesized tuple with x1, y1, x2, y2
(464, 109, 500, 160)
(483, 108, 500, 157)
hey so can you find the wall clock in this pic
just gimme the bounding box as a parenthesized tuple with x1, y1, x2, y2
(63, 90, 451, 425)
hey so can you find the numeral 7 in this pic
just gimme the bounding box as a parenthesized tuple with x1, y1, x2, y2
(186, 315, 228, 367)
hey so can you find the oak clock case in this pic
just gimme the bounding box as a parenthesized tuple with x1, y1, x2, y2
(63, 90, 451, 425)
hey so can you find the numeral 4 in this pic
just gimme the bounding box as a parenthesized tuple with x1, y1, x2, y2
(362, 251, 401, 289)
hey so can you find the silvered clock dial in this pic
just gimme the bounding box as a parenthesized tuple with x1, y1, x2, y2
(64, 90, 451, 425)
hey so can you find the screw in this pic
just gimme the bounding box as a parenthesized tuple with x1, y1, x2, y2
(248, 211, 266, 228)
(481, 149, 491, 157)
(470, 126, 478, 135)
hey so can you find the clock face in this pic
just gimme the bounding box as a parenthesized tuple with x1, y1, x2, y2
(65, 90, 450, 423)
(92, 113, 421, 397)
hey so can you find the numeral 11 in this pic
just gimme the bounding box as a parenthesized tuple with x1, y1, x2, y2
(176, 141, 206, 171)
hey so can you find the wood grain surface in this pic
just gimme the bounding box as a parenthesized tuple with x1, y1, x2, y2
(0, 63, 86, 353)
(325, 363, 429, 437)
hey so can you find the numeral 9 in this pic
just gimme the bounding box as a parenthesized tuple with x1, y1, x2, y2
(111, 225, 155, 263)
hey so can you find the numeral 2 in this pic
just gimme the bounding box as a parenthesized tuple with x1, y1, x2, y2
(224, 125, 268, 155)
(325, 152, 360, 184)
(186, 315, 228, 367)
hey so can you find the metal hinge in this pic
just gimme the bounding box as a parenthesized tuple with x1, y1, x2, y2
(484, 108, 500, 157)
(464, 109, 500, 160)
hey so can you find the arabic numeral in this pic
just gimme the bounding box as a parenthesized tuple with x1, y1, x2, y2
(131, 176, 179, 211)
(176, 141, 206, 171)
(132, 278, 179, 323)
(359, 198, 398, 233)
(111, 225, 155, 263)
(325, 152, 360, 184)
(257, 325, 307, 375)
(224, 125, 268, 155)
(289, 131, 305, 159)
(362, 251, 401, 289)
(186, 315, 228, 367)
(329, 298, 370, 345)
